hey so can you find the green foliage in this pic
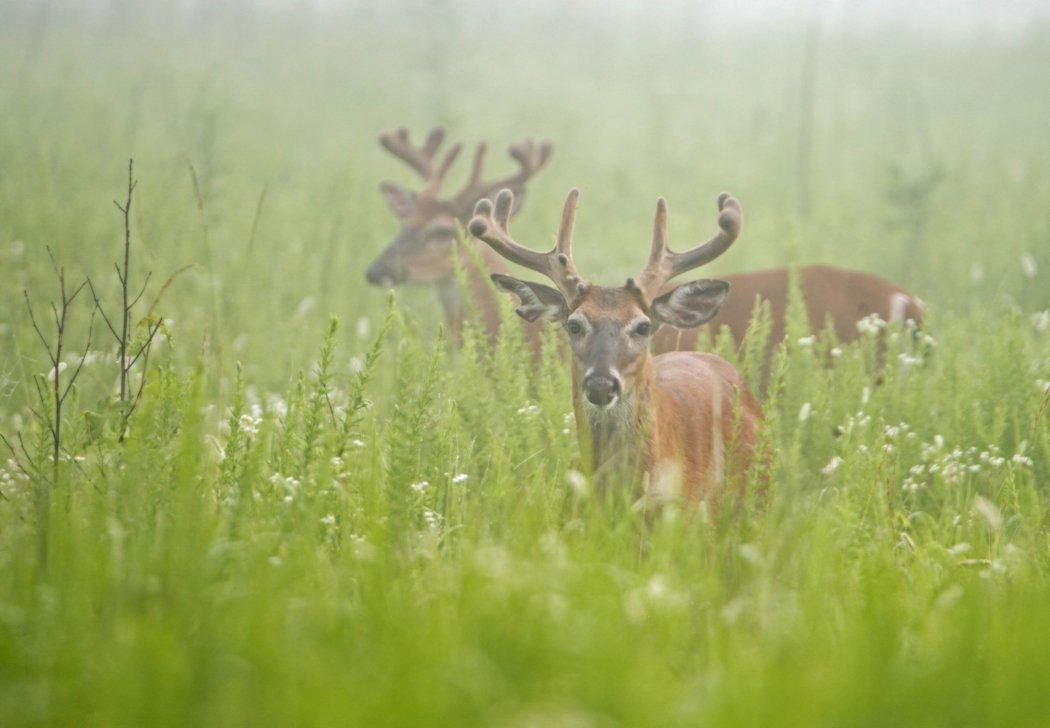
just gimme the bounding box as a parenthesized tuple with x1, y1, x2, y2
(1, 5, 1049, 726)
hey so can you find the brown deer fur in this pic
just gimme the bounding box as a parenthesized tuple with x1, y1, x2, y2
(471, 189, 764, 505)
(653, 265, 925, 358)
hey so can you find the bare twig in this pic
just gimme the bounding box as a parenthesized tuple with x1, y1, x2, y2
(89, 158, 174, 443)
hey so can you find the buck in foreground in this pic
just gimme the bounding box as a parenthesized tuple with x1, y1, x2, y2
(470, 188, 763, 506)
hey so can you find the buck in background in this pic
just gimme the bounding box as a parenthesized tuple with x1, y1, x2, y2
(366, 126, 552, 344)
(470, 188, 763, 507)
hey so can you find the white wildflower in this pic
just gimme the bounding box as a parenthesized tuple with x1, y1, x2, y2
(266, 395, 288, 418)
(898, 352, 922, 368)
(422, 508, 442, 530)
(566, 469, 588, 496)
(451, 473, 469, 484)
(798, 402, 812, 422)
(948, 542, 971, 556)
(356, 316, 371, 339)
(349, 356, 365, 373)
(821, 456, 843, 475)
(856, 313, 887, 336)
(516, 402, 541, 417)
(237, 412, 262, 437)
(1021, 252, 1037, 279)
(830, 347, 843, 358)
(410, 480, 429, 493)
(1011, 453, 1033, 468)
(320, 514, 336, 526)
(45, 361, 68, 381)
(295, 296, 316, 318)
(351, 439, 366, 449)
(797, 335, 816, 347)
(973, 496, 1002, 531)
(738, 543, 761, 565)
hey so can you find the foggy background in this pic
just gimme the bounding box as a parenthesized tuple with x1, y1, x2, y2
(2, 0, 1047, 383)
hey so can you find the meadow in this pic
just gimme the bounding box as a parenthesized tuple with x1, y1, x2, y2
(1, 2, 1049, 725)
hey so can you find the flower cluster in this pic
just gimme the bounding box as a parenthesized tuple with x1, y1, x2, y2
(1, 458, 30, 493)
(238, 403, 264, 437)
(901, 438, 1032, 492)
(269, 473, 301, 503)
(856, 313, 887, 336)
(516, 402, 541, 417)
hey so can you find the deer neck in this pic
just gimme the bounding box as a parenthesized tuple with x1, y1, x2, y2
(572, 356, 655, 490)
(437, 239, 510, 343)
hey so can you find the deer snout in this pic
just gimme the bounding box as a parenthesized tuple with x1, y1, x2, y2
(583, 373, 621, 407)
(365, 259, 400, 287)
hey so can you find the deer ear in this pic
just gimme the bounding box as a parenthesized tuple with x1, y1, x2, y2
(491, 274, 568, 323)
(380, 182, 417, 219)
(651, 279, 729, 329)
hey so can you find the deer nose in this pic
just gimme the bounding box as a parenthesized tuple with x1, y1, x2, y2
(365, 261, 398, 287)
(583, 374, 621, 407)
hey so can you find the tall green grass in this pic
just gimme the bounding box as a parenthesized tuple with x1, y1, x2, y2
(1, 2, 1049, 725)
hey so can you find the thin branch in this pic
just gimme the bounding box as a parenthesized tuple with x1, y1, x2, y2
(123, 319, 161, 374)
(24, 291, 57, 365)
(87, 278, 121, 341)
(16, 431, 39, 473)
(66, 278, 88, 306)
(129, 271, 152, 309)
(124, 337, 155, 421)
(32, 377, 55, 439)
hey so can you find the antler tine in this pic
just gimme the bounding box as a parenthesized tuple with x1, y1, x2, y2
(469, 187, 586, 300)
(421, 143, 463, 194)
(378, 126, 448, 180)
(453, 138, 554, 207)
(636, 193, 742, 299)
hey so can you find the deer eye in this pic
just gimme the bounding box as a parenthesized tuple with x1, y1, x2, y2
(425, 224, 456, 239)
(632, 320, 652, 337)
(565, 319, 585, 336)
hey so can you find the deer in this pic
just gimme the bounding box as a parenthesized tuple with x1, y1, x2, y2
(367, 129, 924, 363)
(469, 187, 764, 507)
(365, 126, 553, 345)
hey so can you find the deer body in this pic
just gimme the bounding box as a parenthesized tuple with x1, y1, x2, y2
(653, 265, 925, 355)
(575, 343, 763, 504)
(472, 188, 763, 505)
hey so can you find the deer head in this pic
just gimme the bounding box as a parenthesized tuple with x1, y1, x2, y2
(470, 189, 741, 407)
(366, 126, 553, 286)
